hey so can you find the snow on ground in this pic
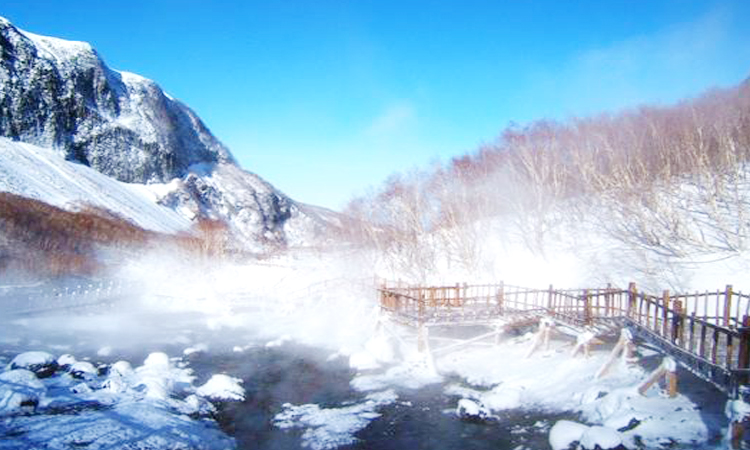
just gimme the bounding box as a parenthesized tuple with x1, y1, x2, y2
(345, 317, 725, 449)
(0, 137, 190, 233)
(0, 245, 736, 449)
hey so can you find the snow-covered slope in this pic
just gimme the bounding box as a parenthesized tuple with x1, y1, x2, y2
(0, 137, 190, 233)
(0, 16, 331, 250)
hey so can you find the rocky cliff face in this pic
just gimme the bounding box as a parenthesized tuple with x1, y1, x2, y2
(0, 17, 234, 183)
(0, 17, 328, 250)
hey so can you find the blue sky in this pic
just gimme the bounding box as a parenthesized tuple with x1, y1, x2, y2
(3, 1, 750, 210)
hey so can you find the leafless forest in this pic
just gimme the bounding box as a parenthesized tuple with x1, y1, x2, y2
(344, 78, 750, 282)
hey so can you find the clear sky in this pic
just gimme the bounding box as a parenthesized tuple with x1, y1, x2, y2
(2, 1, 750, 210)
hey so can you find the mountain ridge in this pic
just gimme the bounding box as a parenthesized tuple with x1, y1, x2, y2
(0, 16, 332, 251)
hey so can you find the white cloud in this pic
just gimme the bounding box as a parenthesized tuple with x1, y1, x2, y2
(364, 102, 417, 138)
(525, 4, 750, 118)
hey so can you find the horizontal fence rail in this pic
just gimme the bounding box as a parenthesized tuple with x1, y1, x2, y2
(378, 280, 750, 394)
(0, 279, 134, 316)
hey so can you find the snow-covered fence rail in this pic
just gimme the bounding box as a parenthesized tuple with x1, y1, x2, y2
(378, 280, 750, 393)
(0, 279, 132, 316)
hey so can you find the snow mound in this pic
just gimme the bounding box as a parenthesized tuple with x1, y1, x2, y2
(196, 374, 245, 401)
(455, 398, 494, 422)
(549, 420, 589, 450)
(550, 420, 624, 450)
(579, 425, 623, 449)
(481, 384, 524, 411)
(68, 361, 98, 380)
(8, 351, 58, 378)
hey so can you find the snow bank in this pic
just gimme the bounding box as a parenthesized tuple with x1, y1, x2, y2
(425, 329, 714, 448)
(579, 386, 709, 448)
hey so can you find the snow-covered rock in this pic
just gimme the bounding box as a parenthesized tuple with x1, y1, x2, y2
(0, 350, 244, 448)
(56, 354, 77, 371)
(196, 374, 245, 401)
(68, 361, 97, 381)
(8, 351, 58, 378)
(579, 425, 624, 450)
(549, 420, 588, 450)
(133, 352, 193, 401)
(108, 360, 134, 378)
(351, 353, 441, 392)
(456, 398, 493, 422)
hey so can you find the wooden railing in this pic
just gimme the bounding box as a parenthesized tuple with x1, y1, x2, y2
(379, 280, 750, 393)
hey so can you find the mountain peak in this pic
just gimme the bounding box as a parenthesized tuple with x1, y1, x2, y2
(0, 16, 332, 251)
(0, 16, 233, 184)
(19, 29, 96, 66)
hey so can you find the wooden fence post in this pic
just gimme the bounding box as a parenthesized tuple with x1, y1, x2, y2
(628, 282, 637, 320)
(583, 289, 592, 325)
(672, 300, 684, 346)
(662, 290, 670, 337)
(418, 293, 425, 325)
(725, 285, 734, 327)
(604, 283, 611, 317)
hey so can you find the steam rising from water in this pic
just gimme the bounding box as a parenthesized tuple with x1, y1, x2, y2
(1, 248, 378, 361)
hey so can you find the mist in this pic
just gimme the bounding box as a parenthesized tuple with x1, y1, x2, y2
(1, 246, 380, 364)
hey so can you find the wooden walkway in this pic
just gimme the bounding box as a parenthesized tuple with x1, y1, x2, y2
(378, 281, 750, 395)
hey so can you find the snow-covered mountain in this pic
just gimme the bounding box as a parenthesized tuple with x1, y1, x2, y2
(0, 16, 330, 250)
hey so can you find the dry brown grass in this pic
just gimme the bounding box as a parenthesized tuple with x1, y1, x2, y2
(0, 192, 231, 277)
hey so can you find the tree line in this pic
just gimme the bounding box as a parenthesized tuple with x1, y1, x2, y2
(342, 78, 750, 281)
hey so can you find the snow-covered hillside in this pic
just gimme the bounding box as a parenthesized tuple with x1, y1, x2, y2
(0, 16, 332, 250)
(0, 137, 190, 233)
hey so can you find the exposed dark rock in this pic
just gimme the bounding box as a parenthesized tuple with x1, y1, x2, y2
(0, 18, 232, 184)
